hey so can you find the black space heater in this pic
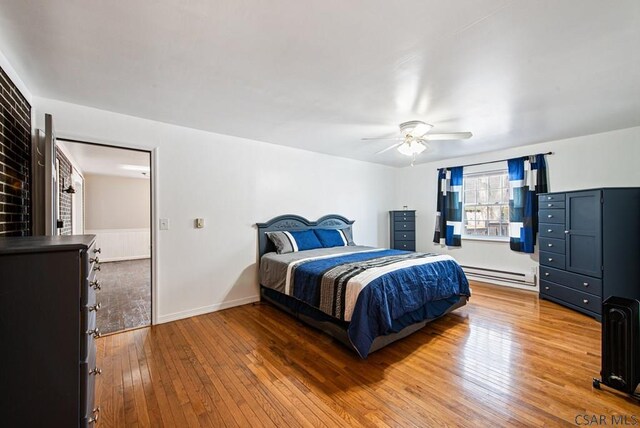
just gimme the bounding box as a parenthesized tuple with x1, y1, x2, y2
(593, 296, 640, 398)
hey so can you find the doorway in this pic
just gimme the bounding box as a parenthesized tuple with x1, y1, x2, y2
(57, 139, 152, 334)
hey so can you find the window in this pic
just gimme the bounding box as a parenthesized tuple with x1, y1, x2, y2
(463, 170, 509, 240)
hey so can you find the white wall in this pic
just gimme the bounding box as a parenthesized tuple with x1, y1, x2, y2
(33, 96, 397, 323)
(395, 127, 640, 289)
(85, 174, 150, 230)
(84, 173, 151, 262)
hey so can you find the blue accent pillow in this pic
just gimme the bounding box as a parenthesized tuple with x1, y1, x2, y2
(314, 228, 350, 248)
(288, 230, 323, 251)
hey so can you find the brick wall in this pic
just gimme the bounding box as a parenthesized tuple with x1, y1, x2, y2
(0, 65, 31, 237)
(56, 149, 73, 235)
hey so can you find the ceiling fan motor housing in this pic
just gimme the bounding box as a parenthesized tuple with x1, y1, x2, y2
(399, 120, 433, 138)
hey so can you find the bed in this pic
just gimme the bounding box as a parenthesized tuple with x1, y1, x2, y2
(256, 214, 470, 358)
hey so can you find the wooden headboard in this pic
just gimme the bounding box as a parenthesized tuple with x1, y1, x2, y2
(256, 214, 355, 260)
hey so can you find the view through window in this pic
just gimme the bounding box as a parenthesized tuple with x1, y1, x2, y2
(463, 170, 510, 239)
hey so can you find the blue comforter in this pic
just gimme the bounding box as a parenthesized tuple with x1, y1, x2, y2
(290, 250, 470, 357)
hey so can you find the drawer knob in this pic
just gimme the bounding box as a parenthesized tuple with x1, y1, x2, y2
(547, 229, 553, 233)
(403, 225, 407, 228)
(544, 272, 550, 276)
(583, 299, 589, 304)
(87, 328, 101, 338)
(90, 280, 101, 291)
(89, 367, 102, 376)
(583, 282, 589, 287)
(403, 234, 407, 238)
(564, 230, 569, 234)
(544, 286, 550, 290)
(93, 265, 101, 271)
(548, 258, 553, 262)
(93, 248, 101, 254)
(547, 196, 552, 200)
(547, 243, 553, 247)
(548, 203, 553, 207)
(89, 303, 102, 312)
(90, 257, 100, 264)
(547, 214, 553, 218)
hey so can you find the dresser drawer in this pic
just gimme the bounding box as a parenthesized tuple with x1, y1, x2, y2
(539, 209, 565, 224)
(80, 341, 99, 425)
(539, 223, 566, 239)
(540, 280, 601, 314)
(395, 231, 415, 241)
(82, 297, 102, 334)
(539, 193, 565, 203)
(394, 240, 415, 251)
(85, 241, 100, 275)
(83, 273, 98, 306)
(539, 266, 602, 296)
(394, 221, 415, 231)
(81, 310, 98, 360)
(88, 256, 101, 278)
(540, 200, 565, 209)
(540, 251, 565, 270)
(81, 375, 98, 426)
(539, 237, 565, 254)
(393, 211, 415, 220)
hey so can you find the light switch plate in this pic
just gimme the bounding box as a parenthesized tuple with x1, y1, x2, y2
(159, 218, 169, 230)
(195, 218, 205, 229)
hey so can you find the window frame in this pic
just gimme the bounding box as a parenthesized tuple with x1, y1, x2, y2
(461, 167, 510, 242)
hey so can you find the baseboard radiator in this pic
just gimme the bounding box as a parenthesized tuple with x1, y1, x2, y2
(461, 265, 536, 287)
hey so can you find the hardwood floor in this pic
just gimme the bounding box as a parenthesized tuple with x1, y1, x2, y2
(95, 282, 639, 427)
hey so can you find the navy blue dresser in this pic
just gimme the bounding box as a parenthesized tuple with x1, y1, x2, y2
(0, 235, 102, 427)
(538, 188, 640, 320)
(390, 210, 416, 251)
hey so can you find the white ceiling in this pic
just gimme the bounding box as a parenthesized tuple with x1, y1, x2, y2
(0, 1, 638, 167)
(58, 140, 150, 179)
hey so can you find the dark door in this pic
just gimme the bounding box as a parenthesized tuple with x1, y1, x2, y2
(566, 190, 602, 278)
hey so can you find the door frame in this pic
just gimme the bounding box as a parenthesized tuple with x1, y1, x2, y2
(56, 137, 159, 326)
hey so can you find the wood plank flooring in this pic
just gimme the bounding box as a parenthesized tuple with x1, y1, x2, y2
(95, 282, 639, 427)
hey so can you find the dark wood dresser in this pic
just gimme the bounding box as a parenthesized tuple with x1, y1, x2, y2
(0, 235, 102, 427)
(390, 210, 416, 251)
(538, 188, 640, 320)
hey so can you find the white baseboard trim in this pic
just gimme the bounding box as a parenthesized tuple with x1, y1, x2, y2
(157, 295, 261, 324)
(101, 255, 151, 263)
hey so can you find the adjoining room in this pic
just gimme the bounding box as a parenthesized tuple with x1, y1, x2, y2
(58, 140, 152, 334)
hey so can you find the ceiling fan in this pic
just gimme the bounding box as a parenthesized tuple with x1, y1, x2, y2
(363, 120, 472, 163)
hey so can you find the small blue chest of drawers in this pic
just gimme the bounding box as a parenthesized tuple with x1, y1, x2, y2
(390, 210, 416, 251)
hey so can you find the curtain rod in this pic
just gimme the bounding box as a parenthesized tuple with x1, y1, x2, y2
(437, 151, 553, 170)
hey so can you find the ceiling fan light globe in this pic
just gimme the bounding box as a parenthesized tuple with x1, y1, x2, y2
(397, 140, 427, 156)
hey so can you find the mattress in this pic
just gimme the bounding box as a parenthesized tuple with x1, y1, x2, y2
(259, 246, 470, 357)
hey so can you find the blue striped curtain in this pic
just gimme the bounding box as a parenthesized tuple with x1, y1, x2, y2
(433, 166, 463, 247)
(507, 154, 548, 253)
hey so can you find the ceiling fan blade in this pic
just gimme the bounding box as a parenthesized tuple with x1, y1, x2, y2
(376, 142, 403, 154)
(361, 137, 404, 141)
(425, 132, 473, 141)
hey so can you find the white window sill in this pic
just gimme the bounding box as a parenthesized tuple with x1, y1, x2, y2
(462, 235, 509, 243)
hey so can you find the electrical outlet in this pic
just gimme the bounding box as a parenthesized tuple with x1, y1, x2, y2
(159, 218, 169, 230)
(195, 218, 205, 229)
